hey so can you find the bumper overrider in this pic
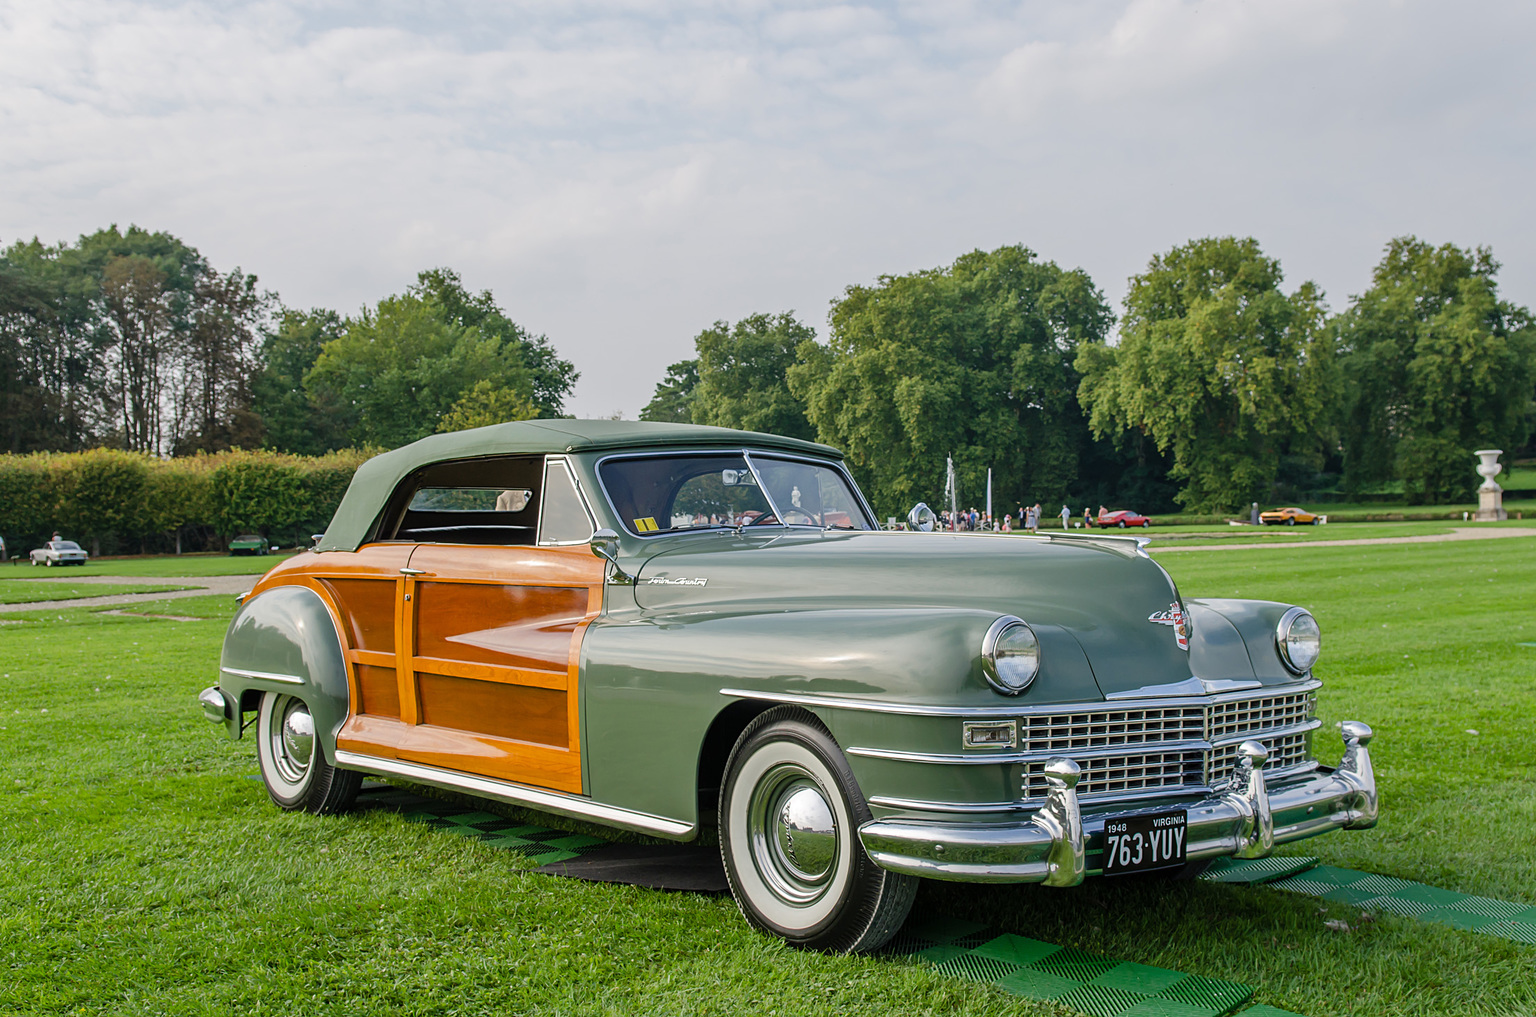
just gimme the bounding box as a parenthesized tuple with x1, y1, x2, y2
(858, 721, 1377, 884)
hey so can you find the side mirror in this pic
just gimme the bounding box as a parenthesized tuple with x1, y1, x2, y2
(590, 528, 633, 584)
(907, 502, 937, 532)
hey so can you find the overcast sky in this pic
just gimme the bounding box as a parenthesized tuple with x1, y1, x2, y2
(3, 1, 1532, 418)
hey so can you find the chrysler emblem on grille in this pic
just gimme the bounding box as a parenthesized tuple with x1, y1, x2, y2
(1147, 602, 1190, 651)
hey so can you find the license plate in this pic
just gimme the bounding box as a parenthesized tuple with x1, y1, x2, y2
(1102, 809, 1187, 875)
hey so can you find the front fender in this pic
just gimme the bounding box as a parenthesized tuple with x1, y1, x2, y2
(580, 606, 1102, 827)
(217, 584, 351, 765)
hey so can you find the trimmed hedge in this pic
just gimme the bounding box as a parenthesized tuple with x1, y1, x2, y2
(0, 448, 372, 557)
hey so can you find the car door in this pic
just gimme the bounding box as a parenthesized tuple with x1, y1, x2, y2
(391, 456, 602, 794)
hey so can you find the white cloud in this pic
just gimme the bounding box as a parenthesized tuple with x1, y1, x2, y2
(1, 0, 1532, 418)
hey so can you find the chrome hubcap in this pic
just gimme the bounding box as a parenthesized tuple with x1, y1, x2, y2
(776, 786, 836, 880)
(269, 697, 314, 785)
(749, 764, 839, 904)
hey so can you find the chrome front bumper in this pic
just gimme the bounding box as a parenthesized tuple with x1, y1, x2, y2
(858, 721, 1377, 884)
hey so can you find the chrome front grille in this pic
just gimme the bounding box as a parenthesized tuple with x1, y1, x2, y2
(1208, 689, 1316, 742)
(1209, 729, 1312, 784)
(1018, 688, 1317, 802)
(1019, 706, 1204, 752)
(1023, 750, 1202, 800)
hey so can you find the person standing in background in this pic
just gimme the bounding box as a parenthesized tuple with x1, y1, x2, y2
(1059, 504, 1071, 529)
(1031, 503, 1042, 533)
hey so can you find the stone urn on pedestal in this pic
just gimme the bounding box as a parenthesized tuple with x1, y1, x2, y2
(1474, 449, 1507, 521)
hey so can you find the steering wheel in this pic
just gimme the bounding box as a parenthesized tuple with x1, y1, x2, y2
(746, 513, 779, 526)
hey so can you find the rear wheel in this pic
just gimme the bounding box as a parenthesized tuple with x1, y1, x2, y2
(720, 708, 916, 952)
(256, 691, 361, 814)
(1287, 518, 1296, 526)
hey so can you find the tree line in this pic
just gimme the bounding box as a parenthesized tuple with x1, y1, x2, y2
(0, 227, 578, 458)
(3, 225, 1532, 543)
(643, 237, 1535, 518)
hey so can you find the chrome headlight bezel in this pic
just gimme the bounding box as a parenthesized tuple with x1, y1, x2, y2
(981, 615, 1041, 695)
(1275, 606, 1321, 674)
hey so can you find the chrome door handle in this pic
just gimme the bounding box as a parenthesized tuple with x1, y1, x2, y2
(399, 567, 426, 576)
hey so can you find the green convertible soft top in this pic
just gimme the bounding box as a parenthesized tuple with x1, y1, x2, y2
(317, 419, 844, 552)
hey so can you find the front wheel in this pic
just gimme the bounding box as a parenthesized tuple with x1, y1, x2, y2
(256, 691, 361, 814)
(720, 709, 916, 953)
(1287, 518, 1296, 526)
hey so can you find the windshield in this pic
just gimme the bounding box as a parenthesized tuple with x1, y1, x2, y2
(598, 453, 871, 537)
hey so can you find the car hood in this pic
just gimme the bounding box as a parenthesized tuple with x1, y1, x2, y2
(631, 530, 1206, 697)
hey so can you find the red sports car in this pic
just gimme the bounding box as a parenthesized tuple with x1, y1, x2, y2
(1094, 509, 1152, 528)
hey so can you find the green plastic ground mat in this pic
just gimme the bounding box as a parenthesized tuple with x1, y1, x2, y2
(1234, 1007, 1306, 1017)
(360, 787, 611, 865)
(1201, 857, 1319, 884)
(888, 917, 1256, 1016)
(1265, 865, 1536, 944)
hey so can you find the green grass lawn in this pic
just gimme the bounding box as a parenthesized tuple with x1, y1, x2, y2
(0, 581, 195, 604)
(0, 553, 296, 579)
(0, 540, 1532, 1015)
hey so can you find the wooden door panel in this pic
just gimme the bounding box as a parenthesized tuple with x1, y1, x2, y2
(414, 582, 586, 672)
(416, 673, 567, 746)
(394, 542, 603, 794)
(396, 728, 583, 790)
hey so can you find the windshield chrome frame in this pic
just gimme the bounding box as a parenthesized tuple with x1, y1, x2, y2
(592, 447, 876, 538)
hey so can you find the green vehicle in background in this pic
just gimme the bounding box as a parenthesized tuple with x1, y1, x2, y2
(227, 534, 273, 556)
(197, 420, 1378, 953)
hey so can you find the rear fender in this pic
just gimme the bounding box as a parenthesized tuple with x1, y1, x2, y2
(217, 584, 351, 765)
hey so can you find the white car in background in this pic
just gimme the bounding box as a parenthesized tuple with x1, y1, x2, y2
(30, 540, 89, 566)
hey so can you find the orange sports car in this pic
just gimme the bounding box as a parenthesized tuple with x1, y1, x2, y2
(1260, 507, 1319, 526)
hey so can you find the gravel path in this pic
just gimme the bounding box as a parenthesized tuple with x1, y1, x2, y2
(0, 574, 253, 613)
(1152, 526, 1536, 553)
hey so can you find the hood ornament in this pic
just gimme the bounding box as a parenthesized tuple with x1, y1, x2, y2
(1147, 602, 1190, 651)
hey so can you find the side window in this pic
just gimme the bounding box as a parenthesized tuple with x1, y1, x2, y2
(383, 456, 542, 545)
(538, 458, 595, 545)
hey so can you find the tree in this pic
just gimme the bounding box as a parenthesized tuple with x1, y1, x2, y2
(1076, 237, 1335, 514)
(173, 267, 270, 454)
(0, 225, 265, 456)
(437, 379, 539, 432)
(1335, 238, 1535, 503)
(639, 360, 699, 423)
(252, 309, 352, 455)
(412, 268, 577, 417)
(789, 245, 1112, 519)
(692, 314, 818, 440)
(305, 290, 536, 449)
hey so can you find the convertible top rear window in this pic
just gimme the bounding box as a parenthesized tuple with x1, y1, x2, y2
(598, 453, 872, 537)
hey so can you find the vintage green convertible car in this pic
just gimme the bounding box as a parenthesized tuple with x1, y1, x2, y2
(197, 420, 1378, 952)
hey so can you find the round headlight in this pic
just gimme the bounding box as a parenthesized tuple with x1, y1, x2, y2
(1276, 607, 1321, 674)
(982, 616, 1040, 695)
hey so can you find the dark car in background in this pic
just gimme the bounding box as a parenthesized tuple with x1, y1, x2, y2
(228, 534, 273, 556)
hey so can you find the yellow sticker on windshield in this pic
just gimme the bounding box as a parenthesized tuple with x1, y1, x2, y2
(634, 517, 659, 532)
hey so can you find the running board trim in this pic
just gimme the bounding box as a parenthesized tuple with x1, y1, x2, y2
(333, 750, 696, 840)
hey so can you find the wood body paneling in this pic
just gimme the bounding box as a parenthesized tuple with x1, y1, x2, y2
(322, 540, 603, 795)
